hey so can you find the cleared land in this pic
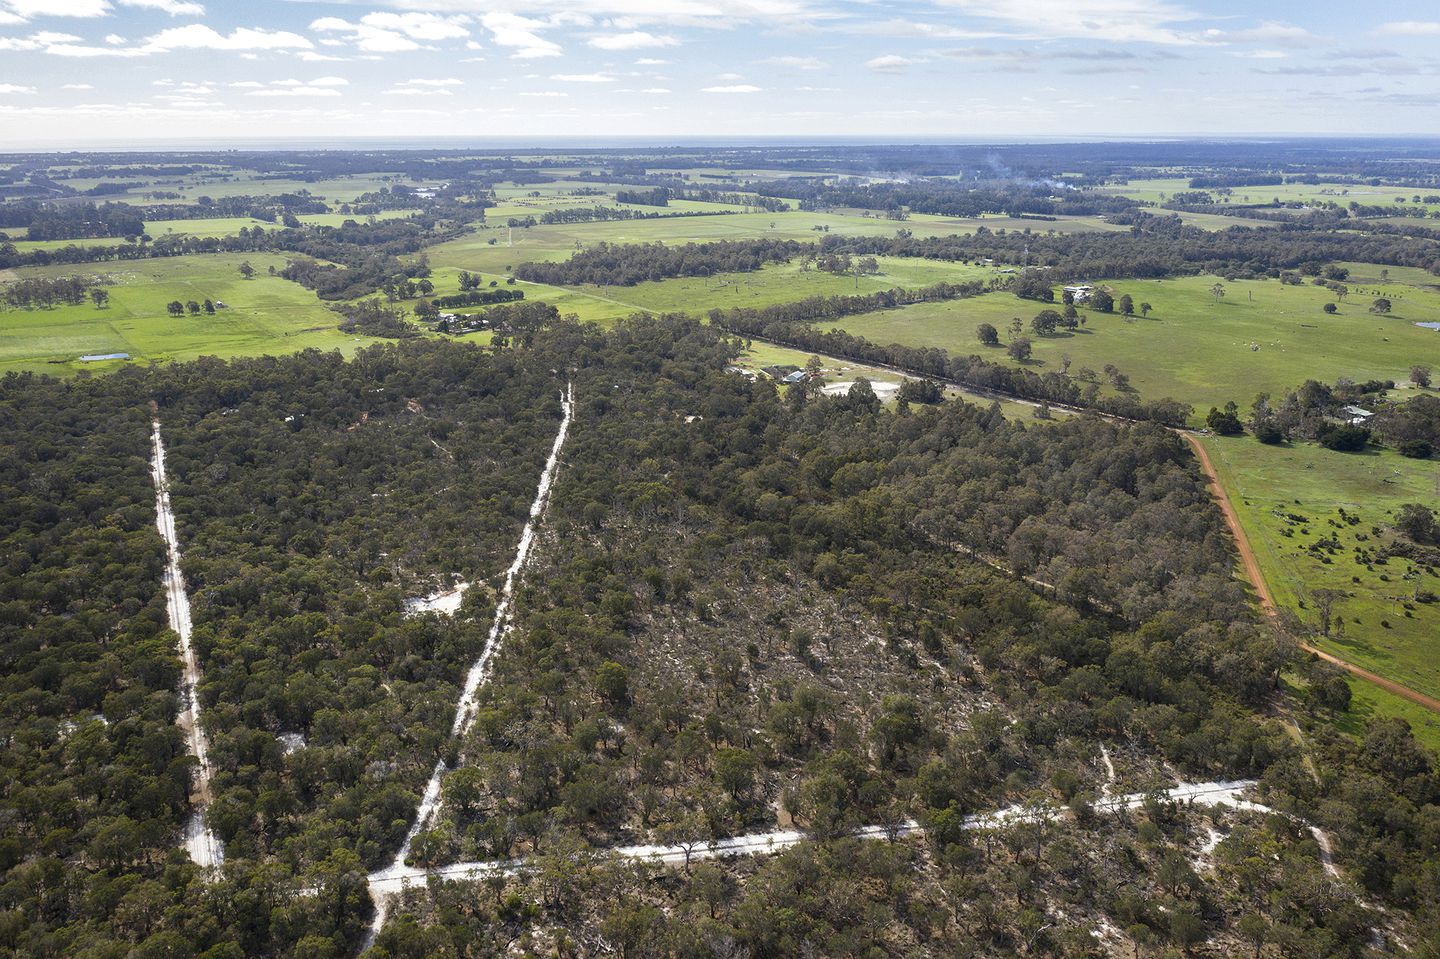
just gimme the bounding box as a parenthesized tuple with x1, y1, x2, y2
(1203, 433, 1440, 705)
(828, 272, 1440, 419)
(0, 253, 372, 375)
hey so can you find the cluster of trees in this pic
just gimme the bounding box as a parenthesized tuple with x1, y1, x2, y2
(746, 179, 1141, 219)
(428, 287, 524, 309)
(337, 299, 418, 337)
(0, 274, 108, 310)
(165, 298, 217, 317)
(823, 215, 1440, 280)
(614, 188, 672, 206)
(1, 200, 145, 239)
(1248, 377, 1436, 456)
(513, 239, 809, 287)
(434, 301, 560, 345)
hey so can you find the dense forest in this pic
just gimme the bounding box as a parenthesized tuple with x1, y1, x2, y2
(4, 319, 1438, 956)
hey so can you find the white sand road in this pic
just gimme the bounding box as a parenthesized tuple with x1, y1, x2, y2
(364, 383, 575, 950)
(150, 418, 224, 869)
(363, 778, 1270, 897)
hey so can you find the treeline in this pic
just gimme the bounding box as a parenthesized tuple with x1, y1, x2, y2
(1, 274, 105, 309)
(430, 287, 525, 309)
(708, 289, 1191, 425)
(615, 187, 671, 206)
(537, 205, 736, 225)
(2, 200, 145, 239)
(822, 214, 1440, 279)
(513, 238, 809, 286)
(748, 179, 1140, 218)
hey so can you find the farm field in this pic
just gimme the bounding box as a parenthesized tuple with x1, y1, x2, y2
(0, 252, 371, 375)
(1203, 433, 1440, 702)
(827, 272, 1440, 419)
(422, 255, 990, 325)
(7, 210, 420, 252)
(1102, 176, 1440, 214)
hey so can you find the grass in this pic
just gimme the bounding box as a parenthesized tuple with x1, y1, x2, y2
(1100, 176, 1440, 215)
(1203, 433, 1440, 702)
(733, 340, 1067, 420)
(1334, 675, 1440, 754)
(415, 257, 992, 326)
(10, 211, 420, 252)
(0, 253, 375, 376)
(825, 272, 1440, 420)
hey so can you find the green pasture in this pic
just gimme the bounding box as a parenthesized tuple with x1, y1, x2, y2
(826, 272, 1440, 418)
(1102, 176, 1440, 214)
(8, 210, 421, 253)
(733, 339, 1062, 420)
(420, 256, 991, 325)
(0, 253, 372, 375)
(1204, 433, 1440, 702)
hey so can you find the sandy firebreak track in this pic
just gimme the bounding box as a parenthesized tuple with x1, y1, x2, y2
(150, 417, 225, 869)
(1181, 433, 1440, 714)
(364, 383, 575, 950)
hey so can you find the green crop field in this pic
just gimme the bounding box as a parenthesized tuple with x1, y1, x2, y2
(0, 253, 374, 375)
(1204, 433, 1440, 701)
(826, 271, 1440, 419)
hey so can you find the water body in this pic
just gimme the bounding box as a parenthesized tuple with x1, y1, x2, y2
(150, 419, 224, 870)
(365, 383, 575, 948)
(1416, 322, 1440, 331)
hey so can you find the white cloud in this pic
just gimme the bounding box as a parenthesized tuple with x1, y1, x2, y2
(396, 77, 462, 86)
(118, 0, 203, 15)
(481, 12, 561, 58)
(639, 86, 670, 93)
(865, 53, 924, 71)
(105, 33, 124, 43)
(932, 0, 1206, 45)
(228, 80, 264, 88)
(0, 82, 37, 93)
(762, 55, 824, 69)
(5, 0, 109, 16)
(588, 30, 676, 50)
(361, 12, 469, 41)
(519, 90, 567, 96)
(248, 86, 341, 98)
(551, 72, 614, 81)
(702, 83, 761, 93)
(1375, 21, 1440, 36)
(0, 11, 25, 25)
(60, 81, 92, 88)
(634, 57, 668, 65)
(298, 50, 346, 61)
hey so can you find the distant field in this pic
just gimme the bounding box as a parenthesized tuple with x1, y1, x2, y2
(0, 253, 373, 375)
(1102, 176, 1440, 215)
(828, 271, 1440, 418)
(1204, 433, 1440, 702)
(420, 256, 991, 325)
(9, 210, 419, 252)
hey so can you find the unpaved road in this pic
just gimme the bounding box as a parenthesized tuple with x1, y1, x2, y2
(150, 416, 224, 869)
(365, 383, 575, 950)
(1182, 433, 1440, 714)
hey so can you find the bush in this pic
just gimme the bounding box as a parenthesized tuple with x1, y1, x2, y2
(1399, 439, 1433, 459)
(1316, 423, 1371, 452)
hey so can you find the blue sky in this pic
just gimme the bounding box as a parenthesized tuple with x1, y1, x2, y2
(0, 0, 1438, 145)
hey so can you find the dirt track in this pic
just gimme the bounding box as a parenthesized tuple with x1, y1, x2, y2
(1182, 433, 1440, 714)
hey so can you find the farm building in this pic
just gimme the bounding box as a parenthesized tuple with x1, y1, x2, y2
(1063, 285, 1093, 302)
(1341, 405, 1373, 425)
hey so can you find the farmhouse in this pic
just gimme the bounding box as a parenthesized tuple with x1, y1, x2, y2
(1063, 284, 1094, 302)
(1341, 405, 1373, 425)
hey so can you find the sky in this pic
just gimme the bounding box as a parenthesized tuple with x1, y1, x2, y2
(0, 0, 1438, 145)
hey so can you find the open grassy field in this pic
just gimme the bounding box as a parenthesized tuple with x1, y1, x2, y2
(1203, 433, 1440, 701)
(733, 339, 1067, 420)
(1101, 176, 1440, 215)
(827, 271, 1440, 419)
(0, 253, 374, 375)
(420, 255, 991, 325)
(8, 210, 421, 253)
